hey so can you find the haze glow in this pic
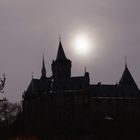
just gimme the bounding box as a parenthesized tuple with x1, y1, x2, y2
(72, 33, 95, 57)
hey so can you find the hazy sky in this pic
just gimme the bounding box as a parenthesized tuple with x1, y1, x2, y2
(0, 0, 140, 102)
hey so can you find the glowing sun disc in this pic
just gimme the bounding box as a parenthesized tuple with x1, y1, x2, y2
(73, 34, 91, 56)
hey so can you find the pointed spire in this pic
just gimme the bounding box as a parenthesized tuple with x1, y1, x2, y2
(119, 61, 137, 88)
(59, 34, 61, 42)
(41, 53, 46, 79)
(125, 56, 127, 68)
(56, 38, 67, 60)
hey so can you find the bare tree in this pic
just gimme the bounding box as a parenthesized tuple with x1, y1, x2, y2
(0, 101, 21, 125)
(0, 74, 20, 125)
(0, 74, 5, 94)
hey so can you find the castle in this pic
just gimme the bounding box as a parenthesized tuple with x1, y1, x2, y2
(8, 40, 140, 140)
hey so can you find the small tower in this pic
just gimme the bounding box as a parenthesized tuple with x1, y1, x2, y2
(119, 58, 138, 89)
(41, 53, 46, 79)
(84, 67, 90, 85)
(52, 39, 71, 79)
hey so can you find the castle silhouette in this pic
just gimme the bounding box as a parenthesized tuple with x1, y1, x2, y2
(7, 40, 140, 140)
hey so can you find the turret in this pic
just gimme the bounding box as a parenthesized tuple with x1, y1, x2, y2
(84, 67, 90, 84)
(119, 59, 138, 89)
(41, 53, 46, 79)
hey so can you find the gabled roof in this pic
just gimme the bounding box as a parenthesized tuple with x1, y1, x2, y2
(56, 41, 67, 60)
(119, 65, 138, 89)
(25, 78, 51, 96)
(26, 79, 40, 94)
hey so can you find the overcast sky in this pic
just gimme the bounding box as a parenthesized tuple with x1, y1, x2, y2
(0, 0, 140, 102)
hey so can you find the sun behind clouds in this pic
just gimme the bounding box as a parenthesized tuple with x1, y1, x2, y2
(71, 32, 96, 57)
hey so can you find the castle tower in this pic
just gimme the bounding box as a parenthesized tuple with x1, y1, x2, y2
(52, 39, 71, 79)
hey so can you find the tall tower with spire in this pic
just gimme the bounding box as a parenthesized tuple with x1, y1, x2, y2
(41, 53, 46, 79)
(52, 39, 71, 79)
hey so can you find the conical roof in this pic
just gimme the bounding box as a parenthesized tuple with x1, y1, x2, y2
(56, 41, 67, 60)
(119, 65, 137, 88)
